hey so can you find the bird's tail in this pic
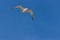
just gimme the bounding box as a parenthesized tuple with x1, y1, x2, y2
(20, 12, 24, 14)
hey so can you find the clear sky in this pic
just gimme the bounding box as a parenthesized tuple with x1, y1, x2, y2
(0, 0, 60, 40)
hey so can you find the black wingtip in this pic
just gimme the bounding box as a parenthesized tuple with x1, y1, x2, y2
(32, 18, 34, 21)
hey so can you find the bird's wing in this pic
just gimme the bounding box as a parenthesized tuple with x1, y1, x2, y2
(16, 6, 24, 10)
(28, 10, 34, 20)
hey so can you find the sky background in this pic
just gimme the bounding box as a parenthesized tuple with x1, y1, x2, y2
(0, 0, 60, 40)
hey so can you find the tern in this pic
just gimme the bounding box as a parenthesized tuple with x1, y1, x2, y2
(15, 5, 34, 20)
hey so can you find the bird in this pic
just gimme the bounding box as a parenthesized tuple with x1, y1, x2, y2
(15, 5, 34, 20)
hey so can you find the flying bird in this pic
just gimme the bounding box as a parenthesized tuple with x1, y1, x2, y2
(15, 5, 34, 20)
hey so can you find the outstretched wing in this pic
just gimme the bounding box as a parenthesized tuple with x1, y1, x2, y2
(16, 6, 25, 10)
(28, 10, 34, 20)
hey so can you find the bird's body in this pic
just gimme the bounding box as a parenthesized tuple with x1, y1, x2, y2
(22, 8, 28, 13)
(15, 5, 34, 20)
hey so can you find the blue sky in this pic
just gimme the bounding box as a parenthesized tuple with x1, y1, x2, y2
(0, 0, 60, 40)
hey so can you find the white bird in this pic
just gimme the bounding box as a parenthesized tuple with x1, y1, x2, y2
(15, 5, 34, 20)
